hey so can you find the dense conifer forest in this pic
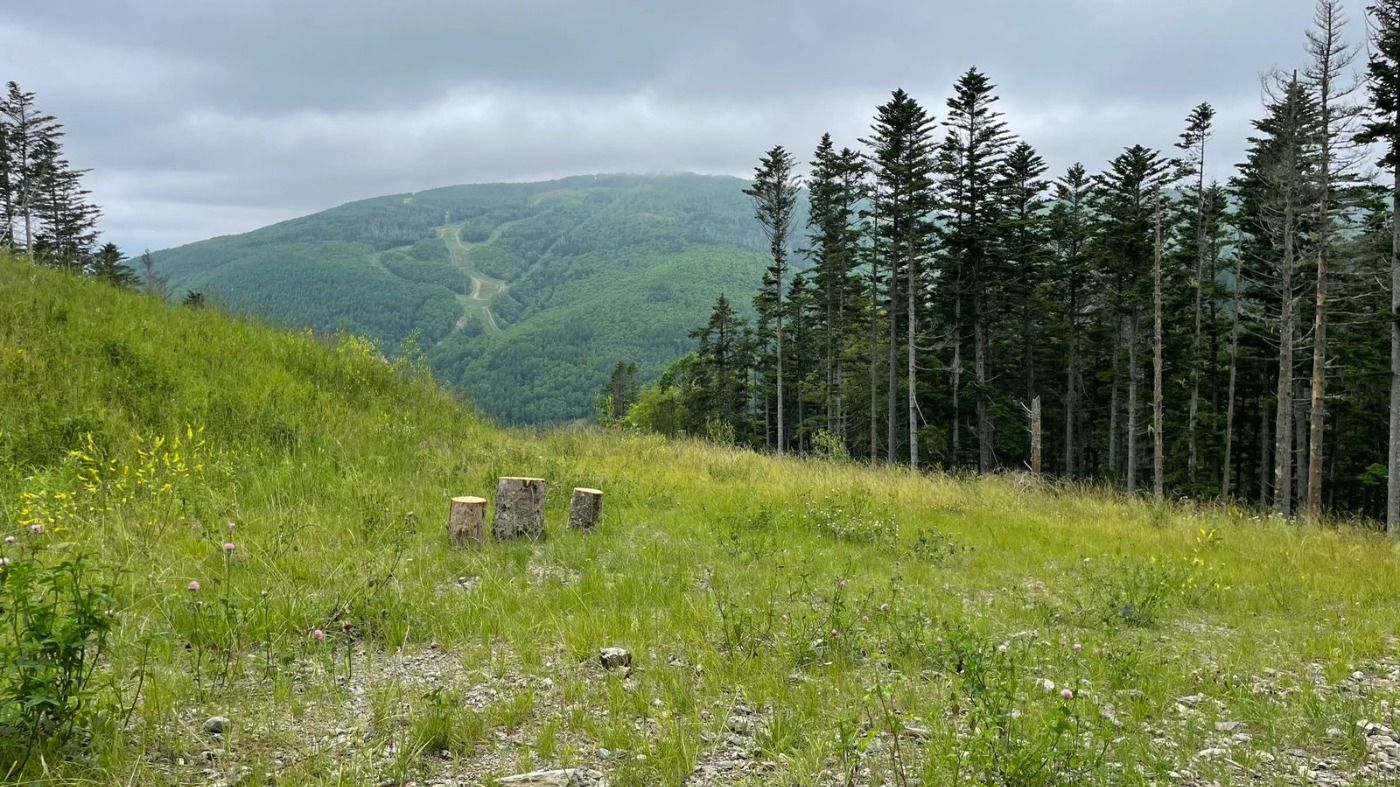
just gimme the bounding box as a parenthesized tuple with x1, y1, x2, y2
(625, 0, 1400, 524)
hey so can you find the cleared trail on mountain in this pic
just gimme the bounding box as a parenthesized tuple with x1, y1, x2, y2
(438, 223, 509, 335)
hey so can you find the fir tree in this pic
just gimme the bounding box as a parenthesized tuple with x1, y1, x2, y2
(864, 90, 937, 468)
(744, 146, 800, 455)
(89, 242, 137, 288)
(938, 69, 1012, 472)
(1359, 0, 1400, 530)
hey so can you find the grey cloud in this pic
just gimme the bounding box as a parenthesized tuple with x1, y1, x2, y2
(0, 0, 1370, 252)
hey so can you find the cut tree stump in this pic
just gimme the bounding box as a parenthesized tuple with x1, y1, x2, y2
(447, 496, 486, 547)
(492, 477, 547, 540)
(568, 488, 603, 532)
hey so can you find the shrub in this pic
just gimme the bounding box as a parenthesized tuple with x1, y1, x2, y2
(0, 549, 116, 775)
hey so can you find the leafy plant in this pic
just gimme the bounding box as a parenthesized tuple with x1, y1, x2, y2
(0, 549, 116, 776)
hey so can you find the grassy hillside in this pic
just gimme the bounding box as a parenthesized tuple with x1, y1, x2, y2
(152, 173, 773, 425)
(6, 259, 1400, 785)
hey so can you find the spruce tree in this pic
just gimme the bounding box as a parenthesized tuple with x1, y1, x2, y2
(1177, 102, 1216, 491)
(1093, 146, 1174, 491)
(865, 89, 938, 468)
(89, 242, 137, 287)
(744, 146, 800, 455)
(1359, 0, 1400, 531)
(938, 69, 1012, 472)
(806, 136, 867, 448)
(1049, 164, 1093, 476)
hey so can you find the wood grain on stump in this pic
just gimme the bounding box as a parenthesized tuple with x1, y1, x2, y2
(568, 487, 603, 532)
(447, 496, 486, 547)
(492, 477, 547, 540)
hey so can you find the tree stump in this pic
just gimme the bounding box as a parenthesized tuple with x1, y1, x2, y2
(492, 477, 547, 540)
(568, 488, 603, 532)
(447, 496, 486, 547)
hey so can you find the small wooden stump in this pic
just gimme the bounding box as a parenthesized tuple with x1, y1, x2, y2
(492, 477, 547, 540)
(447, 496, 486, 547)
(568, 488, 603, 532)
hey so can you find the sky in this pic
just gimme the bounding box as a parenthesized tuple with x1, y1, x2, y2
(1, 0, 1373, 253)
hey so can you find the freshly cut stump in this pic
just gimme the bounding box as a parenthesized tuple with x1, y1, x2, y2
(568, 487, 603, 532)
(492, 477, 547, 540)
(447, 496, 486, 547)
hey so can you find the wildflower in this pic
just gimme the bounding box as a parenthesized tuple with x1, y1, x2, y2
(997, 643, 1009, 653)
(878, 603, 891, 614)
(0, 557, 10, 567)
(1072, 643, 1082, 654)
(312, 629, 325, 641)
(29, 524, 43, 535)
(187, 580, 201, 592)
(829, 628, 841, 639)
(105, 609, 116, 617)
(1041, 678, 1056, 693)
(227, 521, 236, 532)
(1060, 688, 1074, 700)
(223, 542, 236, 553)
(3, 536, 13, 545)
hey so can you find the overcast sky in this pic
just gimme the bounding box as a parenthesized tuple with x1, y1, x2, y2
(1, 0, 1373, 253)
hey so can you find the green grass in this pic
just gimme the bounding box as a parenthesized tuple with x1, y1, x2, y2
(4, 257, 1400, 785)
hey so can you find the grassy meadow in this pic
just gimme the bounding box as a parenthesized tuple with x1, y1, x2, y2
(4, 256, 1400, 785)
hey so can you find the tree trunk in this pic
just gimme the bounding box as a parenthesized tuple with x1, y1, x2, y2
(907, 239, 919, 470)
(1222, 255, 1242, 499)
(1188, 169, 1208, 491)
(952, 301, 962, 468)
(447, 496, 487, 547)
(1064, 272, 1079, 476)
(1153, 191, 1166, 502)
(1029, 396, 1042, 475)
(887, 253, 898, 465)
(870, 256, 880, 465)
(1127, 311, 1140, 495)
(492, 477, 548, 540)
(1389, 159, 1400, 532)
(1109, 316, 1123, 482)
(567, 488, 603, 532)
(1260, 397, 1272, 506)
(1274, 199, 1296, 517)
(1308, 68, 1333, 520)
(776, 294, 785, 456)
(975, 287, 993, 472)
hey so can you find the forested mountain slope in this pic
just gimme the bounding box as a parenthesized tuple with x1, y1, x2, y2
(152, 173, 774, 423)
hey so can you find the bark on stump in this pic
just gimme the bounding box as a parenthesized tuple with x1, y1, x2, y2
(447, 496, 486, 547)
(492, 477, 547, 540)
(568, 488, 603, 532)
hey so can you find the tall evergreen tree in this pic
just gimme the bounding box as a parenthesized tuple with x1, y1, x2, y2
(1177, 102, 1216, 491)
(1242, 73, 1320, 516)
(938, 69, 1012, 472)
(744, 146, 801, 455)
(1304, 0, 1362, 517)
(807, 135, 868, 448)
(1050, 164, 1093, 476)
(865, 89, 938, 468)
(2, 82, 59, 255)
(1093, 145, 1174, 491)
(1359, 0, 1400, 531)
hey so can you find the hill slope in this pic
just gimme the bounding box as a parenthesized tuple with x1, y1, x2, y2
(152, 173, 772, 424)
(5, 259, 1400, 785)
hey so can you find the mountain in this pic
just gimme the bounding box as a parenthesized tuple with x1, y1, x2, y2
(152, 173, 773, 424)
